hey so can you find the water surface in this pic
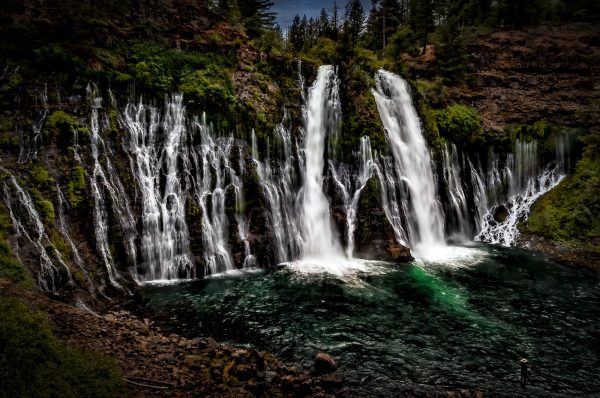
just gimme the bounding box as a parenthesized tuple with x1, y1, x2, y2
(133, 244, 600, 397)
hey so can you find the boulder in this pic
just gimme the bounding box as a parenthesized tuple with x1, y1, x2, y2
(314, 352, 337, 374)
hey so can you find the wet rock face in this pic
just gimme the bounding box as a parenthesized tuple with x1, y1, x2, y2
(354, 178, 413, 263)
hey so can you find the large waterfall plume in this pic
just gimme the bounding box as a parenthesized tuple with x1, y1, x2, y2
(300, 65, 344, 260)
(372, 70, 447, 258)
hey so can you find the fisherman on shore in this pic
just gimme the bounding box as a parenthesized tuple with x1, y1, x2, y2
(520, 358, 529, 386)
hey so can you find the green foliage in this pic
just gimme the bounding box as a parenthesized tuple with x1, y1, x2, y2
(419, 100, 444, 152)
(436, 104, 482, 143)
(66, 165, 88, 209)
(0, 204, 33, 289)
(127, 43, 236, 108)
(384, 26, 414, 61)
(305, 38, 340, 65)
(179, 69, 234, 108)
(45, 111, 84, 146)
(434, 19, 466, 84)
(0, 70, 22, 93)
(0, 297, 123, 398)
(29, 188, 55, 225)
(524, 154, 600, 252)
(415, 78, 447, 107)
(0, 114, 19, 151)
(29, 164, 55, 188)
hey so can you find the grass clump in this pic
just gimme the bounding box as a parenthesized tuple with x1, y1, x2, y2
(0, 297, 123, 398)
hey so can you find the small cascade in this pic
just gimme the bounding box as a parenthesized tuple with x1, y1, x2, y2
(441, 143, 471, 241)
(55, 184, 89, 281)
(18, 84, 48, 163)
(123, 95, 193, 280)
(233, 147, 256, 268)
(252, 125, 302, 263)
(2, 175, 71, 291)
(88, 88, 137, 288)
(372, 70, 446, 256)
(468, 158, 488, 232)
(477, 138, 565, 245)
(300, 65, 343, 259)
(329, 136, 374, 257)
(188, 115, 241, 275)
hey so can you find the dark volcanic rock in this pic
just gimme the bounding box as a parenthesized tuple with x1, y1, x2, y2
(314, 352, 337, 374)
(354, 178, 414, 263)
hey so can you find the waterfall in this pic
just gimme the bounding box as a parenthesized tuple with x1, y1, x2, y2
(441, 143, 471, 241)
(18, 84, 48, 163)
(88, 88, 137, 288)
(329, 136, 374, 257)
(123, 95, 193, 281)
(252, 125, 302, 263)
(372, 70, 446, 256)
(300, 65, 343, 259)
(56, 184, 90, 283)
(188, 115, 239, 275)
(477, 138, 565, 245)
(2, 175, 71, 291)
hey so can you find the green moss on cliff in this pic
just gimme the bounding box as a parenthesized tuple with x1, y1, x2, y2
(66, 165, 88, 209)
(523, 147, 600, 252)
(0, 296, 123, 398)
(0, 203, 33, 289)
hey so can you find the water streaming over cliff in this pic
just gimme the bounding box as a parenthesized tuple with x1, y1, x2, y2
(372, 70, 446, 257)
(123, 95, 193, 281)
(476, 138, 566, 245)
(300, 65, 343, 260)
(0, 68, 575, 290)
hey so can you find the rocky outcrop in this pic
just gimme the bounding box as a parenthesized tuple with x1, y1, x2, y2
(354, 178, 413, 263)
(460, 25, 600, 134)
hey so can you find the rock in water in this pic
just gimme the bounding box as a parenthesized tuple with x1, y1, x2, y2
(314, 352, 337, 374)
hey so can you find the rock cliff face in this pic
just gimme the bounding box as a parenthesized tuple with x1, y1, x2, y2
(2, 0, 598, 301)
(459, 25, 600, 134)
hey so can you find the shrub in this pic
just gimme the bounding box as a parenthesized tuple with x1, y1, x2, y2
(436, 104, 482, 143)
(0, 297, 123, 398)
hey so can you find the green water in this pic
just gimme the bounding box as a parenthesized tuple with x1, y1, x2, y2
(133, 244, 600, 397)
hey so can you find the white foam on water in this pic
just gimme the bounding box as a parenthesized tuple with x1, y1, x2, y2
(414, 245, 488, 268)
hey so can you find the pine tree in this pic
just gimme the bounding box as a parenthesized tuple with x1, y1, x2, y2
(237, 0, 277, 37)
(409, 0, 434, 54)
(343, 0, 365, 44)
(288, 14, 304, 52)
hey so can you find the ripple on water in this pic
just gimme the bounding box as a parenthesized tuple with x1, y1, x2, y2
(134, 244, 600, 397)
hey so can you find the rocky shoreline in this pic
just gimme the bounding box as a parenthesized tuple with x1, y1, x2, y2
(0, 278, 344, 397)
(516, 233, 600, 269)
